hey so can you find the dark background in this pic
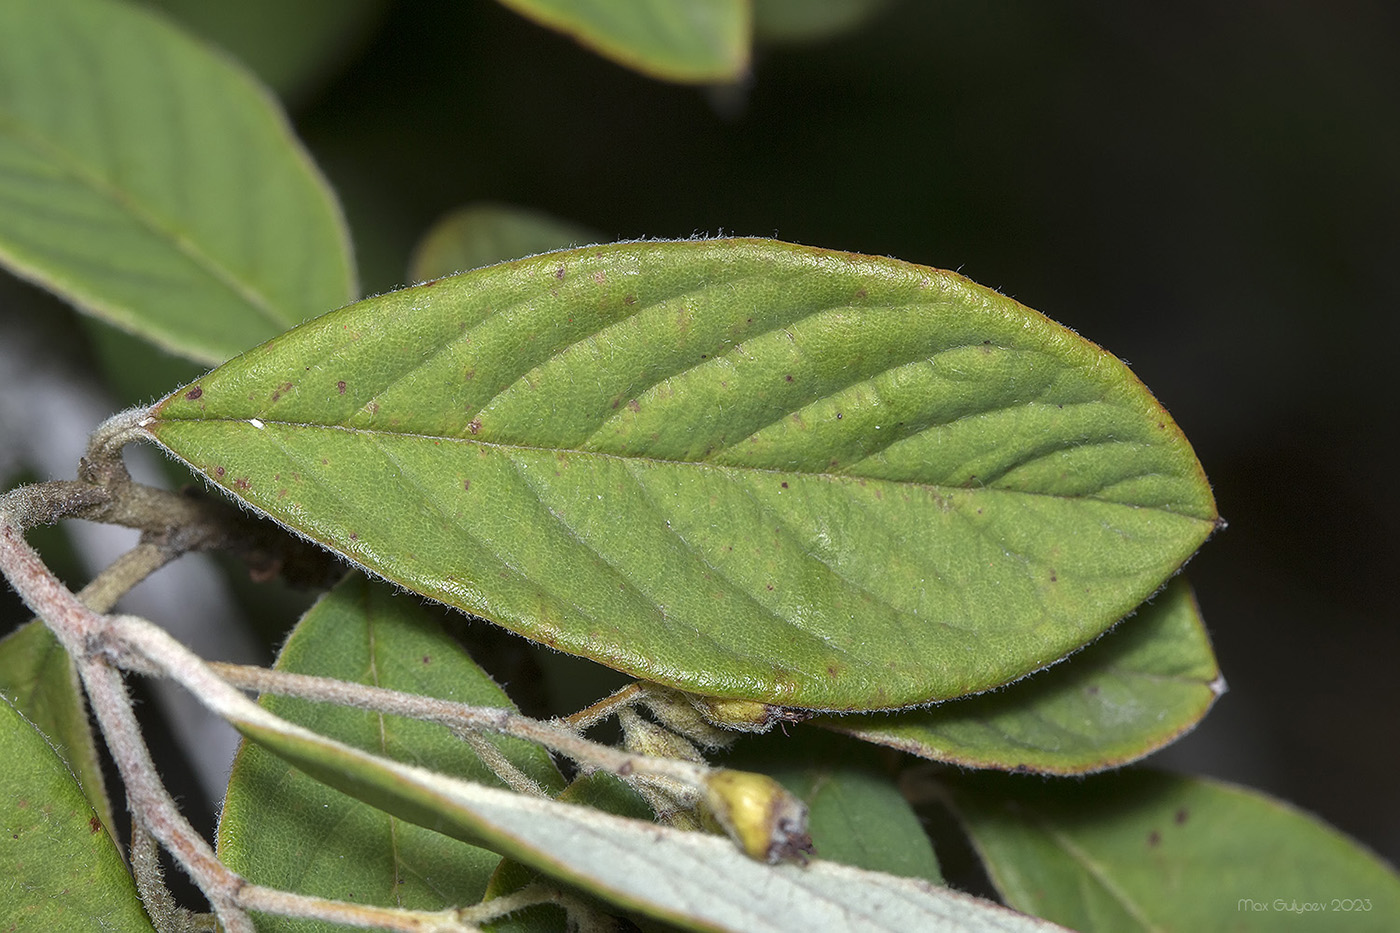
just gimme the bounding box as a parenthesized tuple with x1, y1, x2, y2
(294, 0, 1400, 864)
(4, 0, 1397, 870)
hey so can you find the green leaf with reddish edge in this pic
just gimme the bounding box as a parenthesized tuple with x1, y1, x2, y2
(146, 238, 1218, 712)
(410, 203, 601, 283)
(0, 696, 155, 931)
(495, 0, 749, 83)
(949, 770, 1400, 932)
(0, 620, 113, 829)
(0, 0, 355, 366)
(217, 573, 564, 929)
(818, 578, 1221, 774)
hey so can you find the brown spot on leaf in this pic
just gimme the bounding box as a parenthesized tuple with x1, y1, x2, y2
(467, 419, 482, 435)
(463, 479, 471, 491)
(1148, 830, 1161, 847)
(785, 374, 793, 382)
(781, 482, 788, 489)
(184, 386, 203, 400)
(270, 381, 293, 402)
(1175, 808, 1189, 825)
(626, 399, 640, 412)
(593, 270, 606, 284)
(89, 816, 102, 834)
(1087, 684, 1100, 695)
(350, 532, 358, 540)
(855, 288, 867, 299)
(215, 466, 225, 477)
(337, 380, 347, 395)
(233, 477, 250, 490)
(1049, 570, 1058, 583)
(624, 293, 637, 305)
(555, 264, 567, 281)
(422, 655, 432, 665)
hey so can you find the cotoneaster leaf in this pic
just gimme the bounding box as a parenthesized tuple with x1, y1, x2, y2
(146, 238, 1217, 711)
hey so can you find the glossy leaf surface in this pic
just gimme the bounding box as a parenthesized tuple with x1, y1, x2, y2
(149, 238, 1217, 711)
(0, 0, 355, 365)
(952, 770, 1400, 932)
(410, 203, 600, 283)
(218, 573, 561, 926)
(0, 696, 155, 931)
(495, 0, 749, 83)
(0, 619, 112, 828)
(821, 578, 1221, 773)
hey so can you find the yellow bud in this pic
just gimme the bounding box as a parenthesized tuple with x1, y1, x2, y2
(703, 770, 813, 863)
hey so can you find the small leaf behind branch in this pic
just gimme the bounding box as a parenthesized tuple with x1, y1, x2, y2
(149, 238, 1217, 711)
(0, 696, 155, 932)
(218, 573, 562, 923)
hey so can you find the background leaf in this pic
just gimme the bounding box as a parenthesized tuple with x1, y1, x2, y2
(148, 237, 1218, 711)
(0, 695, 155, 932)
(409, 203, 601, 283)
(950, 770, 1400, 931)
(0, 0, 355, 365)
(218, 573, 563, 929)
(139, 0, 388, 105)
(752, 0, 892, 45)
(0, 620, 112, 829)
(494, 0, 749, 84)
(820, 578, 1222, 773)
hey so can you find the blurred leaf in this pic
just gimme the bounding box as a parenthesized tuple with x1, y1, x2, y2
(148, 238, 1217, 711)
(728, 728, 940, 882)
(0, 696, 155, 931)
(218, 573, 563, 930)
(753, 0, 892, 45)
(820, 578, 1221, 773)
(951, 770, 1400, 932)
(0, 620, 112, 829)
(495, 0, 750, 83)
(409, 203, 601, 283)
(139, 0, 388, 105)
(0, 0, 355, 366)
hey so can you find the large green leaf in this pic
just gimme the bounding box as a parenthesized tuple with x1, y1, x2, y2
(820, 578, 1222, 773)
(0, 0, 355, 365)
(495, 0, 749, 83)
(0, 620, 112, 829)
(0, 696, 156, 932)
(951, 770, 1400, 931)
(218, 573, 562, 929)
(146, 238, 1217, 711)
(410, 203, 601, 283)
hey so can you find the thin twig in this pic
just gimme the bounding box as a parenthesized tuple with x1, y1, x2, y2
(201, 660, 717, 793)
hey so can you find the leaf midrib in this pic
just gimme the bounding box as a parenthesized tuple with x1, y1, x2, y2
(153, 417, 1194, 516)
